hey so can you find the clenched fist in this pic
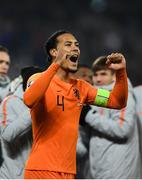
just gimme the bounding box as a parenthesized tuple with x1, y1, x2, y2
(106, 53, 126, 70)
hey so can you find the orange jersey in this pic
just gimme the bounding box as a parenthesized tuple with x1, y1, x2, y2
(24, 63, 128, 174)
(24, 76, 97, 174)
(24, 169, 75, 179)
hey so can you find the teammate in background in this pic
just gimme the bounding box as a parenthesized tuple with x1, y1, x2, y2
(0, 46, 11, 104)
(134, 85, 142, 162)
(0, 45, 11, 168)
(0, 66, 41, 179)
(73, 64, 93, 85)
(23, 30, 128, 179)
(0, 45, 23, 101)
(73, 64, 93, 178)
(77, 56, 141, 178)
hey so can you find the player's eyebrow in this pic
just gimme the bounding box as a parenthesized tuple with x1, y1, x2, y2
(64, 41, 79, 45)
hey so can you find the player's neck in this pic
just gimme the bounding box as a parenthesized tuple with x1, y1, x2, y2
(56, 68, 70, 83)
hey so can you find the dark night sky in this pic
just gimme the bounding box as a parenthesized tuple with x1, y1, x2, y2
(0, 0, 142, 86)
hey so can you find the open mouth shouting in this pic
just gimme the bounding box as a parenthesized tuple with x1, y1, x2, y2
(66, 54, 79, 64)
(69, 54, 79, 63)
(65, 54, 79, 72)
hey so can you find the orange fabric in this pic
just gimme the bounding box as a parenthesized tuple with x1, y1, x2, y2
(24, 63, 60, 108)
(24, 75, 97, 174)
(119, 108, 126, 126)
(24, 169, 75, 179)
(2, 96, 17, 127)
(23, 63, 128, 174)
(108, 69, 128, 109)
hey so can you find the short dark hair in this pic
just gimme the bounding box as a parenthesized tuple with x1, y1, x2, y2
(0, 45, 9, 54)
(92, 56, 115, 74)
(44, 30, 71, 62)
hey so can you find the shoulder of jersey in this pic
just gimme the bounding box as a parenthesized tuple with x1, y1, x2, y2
(27, 73, 42, 88)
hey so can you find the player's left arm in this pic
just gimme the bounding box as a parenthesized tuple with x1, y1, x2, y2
(87, 53, 128, 109)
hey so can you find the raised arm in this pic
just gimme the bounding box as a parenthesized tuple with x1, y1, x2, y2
(93, 53, 128, 109)
(23, 63, 59, 108)
(23, 48, 69, 108)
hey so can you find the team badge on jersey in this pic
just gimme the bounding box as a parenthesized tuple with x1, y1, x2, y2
(73, 88, 80, 99)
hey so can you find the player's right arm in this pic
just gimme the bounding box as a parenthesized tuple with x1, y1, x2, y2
(23, 63, 59, 108)
(23, 49, 67, 108)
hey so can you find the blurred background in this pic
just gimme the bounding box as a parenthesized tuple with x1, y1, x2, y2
(0, 0, 142, 86)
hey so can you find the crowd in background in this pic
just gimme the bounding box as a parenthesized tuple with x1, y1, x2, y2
(0, 45, 142, 178)
(0, 0, 142, 86)
(74, 60, 142, 178)
(0, 0, 142, 178)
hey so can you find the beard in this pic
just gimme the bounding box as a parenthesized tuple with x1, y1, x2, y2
(62, 63, 79, 73)
(68, 68, 78, 73)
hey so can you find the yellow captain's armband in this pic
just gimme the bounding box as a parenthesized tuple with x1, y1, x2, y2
(94, 89, 110, 107)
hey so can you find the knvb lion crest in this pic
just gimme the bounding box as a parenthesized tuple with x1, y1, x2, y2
(73, 88, 80, 99)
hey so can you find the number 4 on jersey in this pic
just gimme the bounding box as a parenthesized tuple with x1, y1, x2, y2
(57, 95, 64, 111)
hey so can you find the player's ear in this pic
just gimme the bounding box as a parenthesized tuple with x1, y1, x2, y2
(50, 48, 57, 57)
